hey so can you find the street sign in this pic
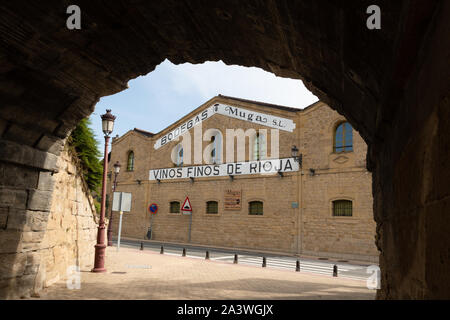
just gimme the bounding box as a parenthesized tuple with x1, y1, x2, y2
(148, 203, 158, 214)
(112, 192, 132, 252)
(181, 196, 192, 212)
(112, 192, 132, 212)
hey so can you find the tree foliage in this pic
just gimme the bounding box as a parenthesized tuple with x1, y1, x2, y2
(68, 118, 103, 192)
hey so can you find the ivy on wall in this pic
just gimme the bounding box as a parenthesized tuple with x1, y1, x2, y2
(67, 118, 103, 193)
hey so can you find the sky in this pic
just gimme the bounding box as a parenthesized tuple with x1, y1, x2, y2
(91, 59, 318, 144)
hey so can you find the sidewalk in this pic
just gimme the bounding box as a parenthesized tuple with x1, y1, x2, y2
(30, 246, 376, 300)
(118, 236, 378, 265)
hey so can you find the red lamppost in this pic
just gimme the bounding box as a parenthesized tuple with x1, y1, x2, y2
(107, 161, 121, 246)
(92, 109, 116, 273)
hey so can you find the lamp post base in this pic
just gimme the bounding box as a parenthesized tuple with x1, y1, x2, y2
(92, 243, 107, 273)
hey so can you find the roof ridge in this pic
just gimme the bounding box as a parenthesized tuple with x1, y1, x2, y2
(133, 128, 154, 137)
(218, 94, 316, 112)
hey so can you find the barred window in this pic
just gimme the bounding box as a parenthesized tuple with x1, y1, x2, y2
(206, 201, 218, 214)
(127, 151, 134, 171)
(334, 122, 353, 153)
(249, 201, 263, 215)
(170, 201, 180, 214)
(332, 200, 353, 217)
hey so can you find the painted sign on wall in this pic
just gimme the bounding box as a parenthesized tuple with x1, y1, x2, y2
(153, 103, 296, 149)
(149, 157, 299, 181)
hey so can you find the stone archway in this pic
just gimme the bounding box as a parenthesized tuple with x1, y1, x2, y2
(0, 0, 449, 298)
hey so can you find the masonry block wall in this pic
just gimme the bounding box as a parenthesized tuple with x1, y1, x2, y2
(0, 146, 98, 299)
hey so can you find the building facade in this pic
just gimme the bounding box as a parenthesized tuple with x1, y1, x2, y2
(107, 95, 378, 262)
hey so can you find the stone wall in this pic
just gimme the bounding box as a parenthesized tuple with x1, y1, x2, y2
(299, 104, 378, 262)
(35, 148, 98, 291)
(0, 146, 98, 299)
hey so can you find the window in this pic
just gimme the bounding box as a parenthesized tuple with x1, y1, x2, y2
(332, 200, 353, 217)
(253, 132, 266, 160)
(127, 151, 134, 171)
(170, 201, 180, 213)
(210, 132, 222, 164)
(175, 144, 183, 166)
(206, 201, 218, 214)
(334, 122, 353, 153)
(249, 201, 263, 215)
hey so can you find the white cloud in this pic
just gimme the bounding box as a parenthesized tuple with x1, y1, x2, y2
(154, 60, 318, 109)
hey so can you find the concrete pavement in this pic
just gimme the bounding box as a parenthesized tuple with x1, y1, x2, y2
(28, 246, 376, 300)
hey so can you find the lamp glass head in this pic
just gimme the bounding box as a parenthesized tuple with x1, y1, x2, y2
(101, 109, 116, 136)
(113, 161, 121, 174)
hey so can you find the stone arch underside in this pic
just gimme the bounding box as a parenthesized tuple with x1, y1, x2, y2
(0, 0, 449, 298)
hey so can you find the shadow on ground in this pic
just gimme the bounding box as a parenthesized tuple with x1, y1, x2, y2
(33, 276, 375, 300)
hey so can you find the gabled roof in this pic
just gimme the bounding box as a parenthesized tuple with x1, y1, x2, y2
(112, 127, 154, 145)
(133, 128, 154, 137)
(114, 95, 323, 142)
(151, 94, 316, 138)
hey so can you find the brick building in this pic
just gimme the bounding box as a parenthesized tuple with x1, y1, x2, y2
(107, 95, 378, 262)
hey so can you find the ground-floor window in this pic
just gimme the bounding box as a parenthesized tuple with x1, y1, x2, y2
(332, 200, 353, 216)
(249, 201, 263, 215)
(206, 201, 218, 214)
(170, 201, 180, 213)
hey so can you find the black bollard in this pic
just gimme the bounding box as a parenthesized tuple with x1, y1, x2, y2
(182, 248, 186, 257)
(205, 251, 210, 260)
(160, 245, 164, 254)
(296, 260, 300, 272)
(233, 254, 238, 264)
(262, 257, 267, 268)
(140, 242, 144, 250)
(333, 264, 338, 277)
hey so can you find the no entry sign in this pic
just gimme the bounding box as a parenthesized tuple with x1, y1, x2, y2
(148, 203, 158, 214)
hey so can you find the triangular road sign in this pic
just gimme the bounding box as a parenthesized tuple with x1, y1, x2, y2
(181, 196, 192, 212)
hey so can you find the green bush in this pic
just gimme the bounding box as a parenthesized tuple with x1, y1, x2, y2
(68, 118, 103, 192)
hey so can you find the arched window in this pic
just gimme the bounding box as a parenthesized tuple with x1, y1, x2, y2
(210, 133, 222, 164)
(249, 201, 263, 215)
(170, 201, 180, 213)
(334, 122, 353, 153)
(253, 132, 266, 160)
(206, 201, 218, 214)
(175, 144, 183, 167)
(332, 200, 353, 216)
(127, 151, 134, 171)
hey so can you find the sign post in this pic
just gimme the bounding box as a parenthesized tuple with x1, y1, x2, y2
(147, 203, 158, 240)
(112, 192, 132, 252)
(181, 197, 193, 242)
(117, 211, 123, 251)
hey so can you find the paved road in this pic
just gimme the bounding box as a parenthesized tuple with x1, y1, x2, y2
(113, 239, 379, 282)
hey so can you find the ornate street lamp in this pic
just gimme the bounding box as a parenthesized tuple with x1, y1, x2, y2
(107, 161, 121, 246)
(92, 109, 116, 273)
(291, 145, 302, 167)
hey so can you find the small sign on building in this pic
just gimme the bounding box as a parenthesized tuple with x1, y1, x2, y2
(224, 190, 241, 210)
